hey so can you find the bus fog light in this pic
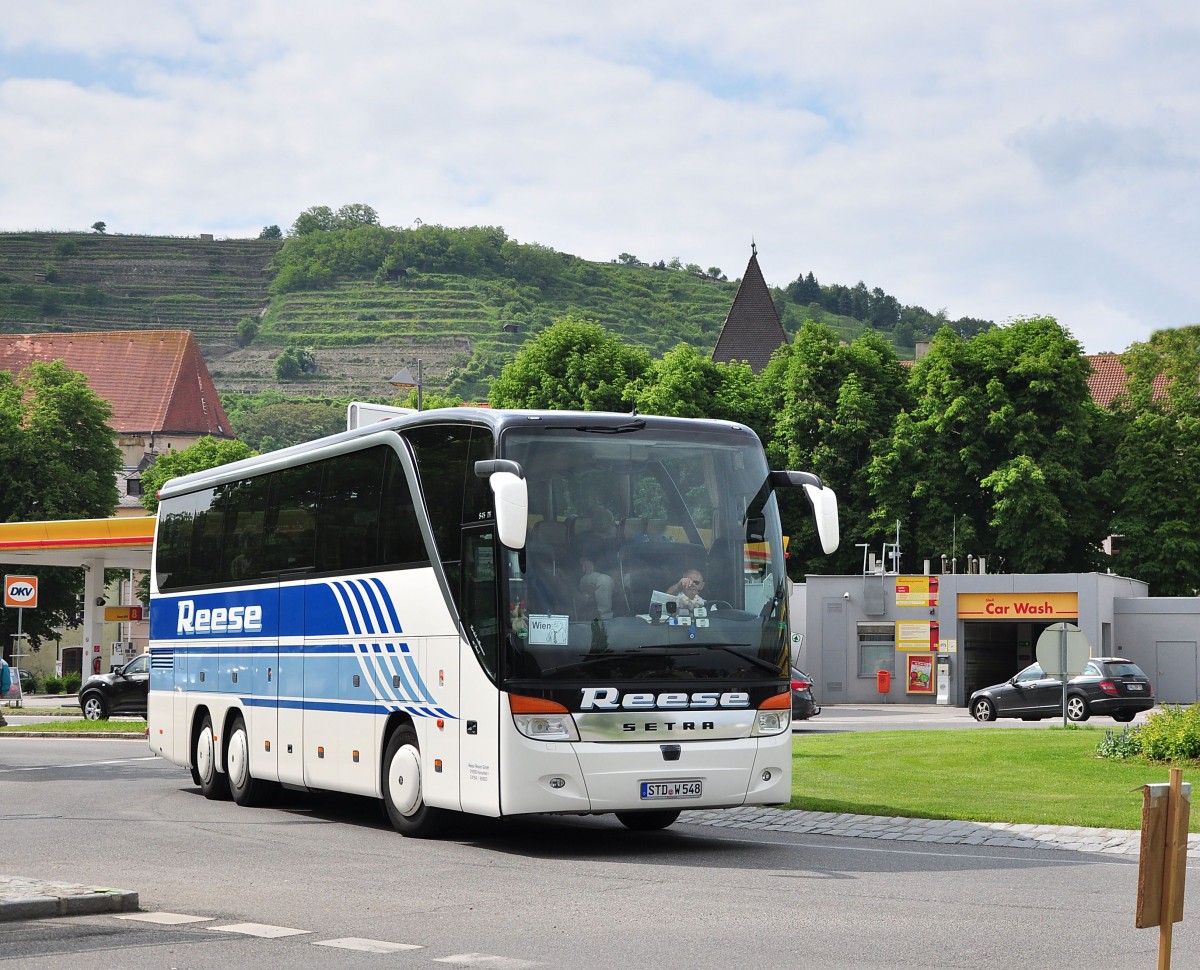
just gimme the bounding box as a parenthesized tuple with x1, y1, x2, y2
(762, 769, 772, 782)
(549, 776, 566, 789)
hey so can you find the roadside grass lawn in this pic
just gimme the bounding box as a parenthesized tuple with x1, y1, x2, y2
(0, 718, 144, 734)
(793, 727, 1199, 832)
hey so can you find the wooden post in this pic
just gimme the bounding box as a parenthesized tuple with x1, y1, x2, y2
(1135, 768, 1191, 970)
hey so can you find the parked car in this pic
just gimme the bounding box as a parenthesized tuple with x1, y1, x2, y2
(13, 667, 35, 694)
(969, 658, 1154, 723)
(78, 653, 150, 720)
(791, 666, 821, 721)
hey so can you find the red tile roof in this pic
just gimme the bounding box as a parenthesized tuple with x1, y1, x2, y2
(1085, 353, 1169, 408)
(0, 330, 231, 437)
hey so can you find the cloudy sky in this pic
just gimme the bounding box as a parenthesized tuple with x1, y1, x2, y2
(2, 2, 1197, 353)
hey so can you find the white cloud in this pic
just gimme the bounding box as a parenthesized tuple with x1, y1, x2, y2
(2, 1, 1198, 353)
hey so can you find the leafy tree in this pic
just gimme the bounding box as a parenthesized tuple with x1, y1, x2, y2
(763, 324, 911, 574)
(273, 347, 317, 381)
(139, 437, 257, 515)
(259, 224, 282, 239)
(0, 361, 122, 653)
(489, 315, 649, 411)
(231, 401, 346, 452)
(236, 315, 259, 347)
(333, 204, 379, 230)
(54, 240, 79, 257)
(91, 221, 106, 234)
(868, 318, 1115, 574)
(1109, 326, 1200, 594)
(290, 206, 336, 236)
(616, 253, 639, 266)
(630, 344, 768, 433)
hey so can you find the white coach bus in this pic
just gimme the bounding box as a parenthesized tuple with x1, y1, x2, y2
(148, 406, 838, 835)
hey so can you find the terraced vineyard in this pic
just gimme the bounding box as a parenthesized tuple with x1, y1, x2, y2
(3, 230, 878, 402)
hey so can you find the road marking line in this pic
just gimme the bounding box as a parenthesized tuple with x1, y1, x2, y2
(314, 938, 423, 953)
(210, 922, 311, 938)
(115, 912, 214, 924)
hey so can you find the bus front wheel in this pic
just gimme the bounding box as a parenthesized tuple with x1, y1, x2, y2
(382, 725, 446, 838)
(615, 809, 681, 831)
(195, 714, 230, 801)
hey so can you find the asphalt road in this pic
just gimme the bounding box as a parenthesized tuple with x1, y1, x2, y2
(1, 734, 1195, 969)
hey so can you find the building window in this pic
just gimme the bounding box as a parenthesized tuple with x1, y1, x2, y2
(126, 478, 144, 497)
(858, 622, 895, 677)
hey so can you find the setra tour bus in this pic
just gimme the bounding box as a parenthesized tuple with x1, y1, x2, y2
(148, 404, 838, 835)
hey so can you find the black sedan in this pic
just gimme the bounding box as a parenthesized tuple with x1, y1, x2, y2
(791, 667, 820, 721)
(78, 653, 150, 720)
(969, 658, 1154, 723)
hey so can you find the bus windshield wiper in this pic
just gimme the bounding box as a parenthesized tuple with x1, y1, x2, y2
(574, 420, 646, 434)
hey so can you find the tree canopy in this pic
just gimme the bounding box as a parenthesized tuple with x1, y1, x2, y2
(489, 315, 649, 411)
(139, 437, 257, 515)
(0, 361, 122, 651)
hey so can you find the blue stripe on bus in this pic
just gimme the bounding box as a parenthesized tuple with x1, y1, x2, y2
(239, 696, 456, 718)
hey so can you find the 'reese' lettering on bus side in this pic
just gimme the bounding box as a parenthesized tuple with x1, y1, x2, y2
(176, 599, 262, 635)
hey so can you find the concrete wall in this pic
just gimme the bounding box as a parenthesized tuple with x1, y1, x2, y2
(1114, 597, 1200, 705)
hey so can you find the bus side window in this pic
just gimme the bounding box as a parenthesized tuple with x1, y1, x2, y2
(264, 464, 320, 573)
(379, 448, 428, 567)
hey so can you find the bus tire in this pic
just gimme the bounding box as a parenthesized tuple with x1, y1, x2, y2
(195, 714, 230, 801)
(227, 714, 274, 807)
(381, 725, 445, 838)
(615, 809, 681, 831)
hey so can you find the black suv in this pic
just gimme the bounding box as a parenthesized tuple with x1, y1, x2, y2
(970, 658, 1154, 723)
(79, 653, 150, 720)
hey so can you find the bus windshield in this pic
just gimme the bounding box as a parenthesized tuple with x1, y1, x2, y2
(498, 424, 790, 687)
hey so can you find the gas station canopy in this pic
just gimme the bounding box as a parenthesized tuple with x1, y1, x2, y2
(0, 516, 154, 571)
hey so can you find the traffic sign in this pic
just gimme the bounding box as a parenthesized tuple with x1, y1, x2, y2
(1035, 622, 1090, 678)
(4, 574, 38, 608)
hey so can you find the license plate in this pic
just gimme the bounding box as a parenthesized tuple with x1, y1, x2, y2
(641, 780, 702, 800)
(1126, 683, 1144, 691)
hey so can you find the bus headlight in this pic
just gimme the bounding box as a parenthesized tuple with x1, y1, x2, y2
(751, 692, 792, 737)
(509, 694, 580, 742)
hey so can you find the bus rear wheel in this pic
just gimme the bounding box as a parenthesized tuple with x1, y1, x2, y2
(227, 715, 274, 807)
(382, 725, 446, 838)
(615, 810, 681, 831)
(195, 714, 230, 801)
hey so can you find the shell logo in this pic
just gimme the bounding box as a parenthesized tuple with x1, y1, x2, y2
(4, 575, 38, 608)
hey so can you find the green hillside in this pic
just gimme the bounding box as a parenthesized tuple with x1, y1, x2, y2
(0, 226, 932, 402)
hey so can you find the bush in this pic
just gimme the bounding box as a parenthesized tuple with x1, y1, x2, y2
(1137, 703, 1200, 762)
(63, 672, 82, 694)
(42, 675, 65, 695)
(1096, 724, 1142, 759)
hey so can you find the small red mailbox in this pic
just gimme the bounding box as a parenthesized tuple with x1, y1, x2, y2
(876, 669, 892, 694)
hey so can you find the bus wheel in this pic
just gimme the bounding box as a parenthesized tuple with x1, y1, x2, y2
(382, 725, 445, 838)
(615, 810, 681, 831)
(195, 714, 230, 801)
(227, 715, 273, 807)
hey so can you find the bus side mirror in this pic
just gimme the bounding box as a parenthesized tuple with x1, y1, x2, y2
(489, 472, 528, 550)
(802, 482, 840, 555)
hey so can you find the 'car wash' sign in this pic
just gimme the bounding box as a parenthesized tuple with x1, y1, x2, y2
(957, 592, 1078, 618)
(4, 575, 38, 609)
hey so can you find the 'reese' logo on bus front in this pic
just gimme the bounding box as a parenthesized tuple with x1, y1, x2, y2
(580, 687, 750, 710)
(176, 599, 263, 635)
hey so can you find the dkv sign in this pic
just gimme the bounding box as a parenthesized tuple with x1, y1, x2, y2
(4, 575, 38, 608)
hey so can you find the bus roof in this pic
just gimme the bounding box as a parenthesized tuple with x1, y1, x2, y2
(156, 406, 758, 500)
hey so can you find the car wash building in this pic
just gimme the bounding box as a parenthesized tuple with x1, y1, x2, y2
(795, 568, 1200, 707)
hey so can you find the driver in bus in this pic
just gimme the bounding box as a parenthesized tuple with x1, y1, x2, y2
(666, 569, 706, 610)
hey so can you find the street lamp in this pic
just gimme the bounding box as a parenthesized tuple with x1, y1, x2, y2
(388, 359, 422, 411)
